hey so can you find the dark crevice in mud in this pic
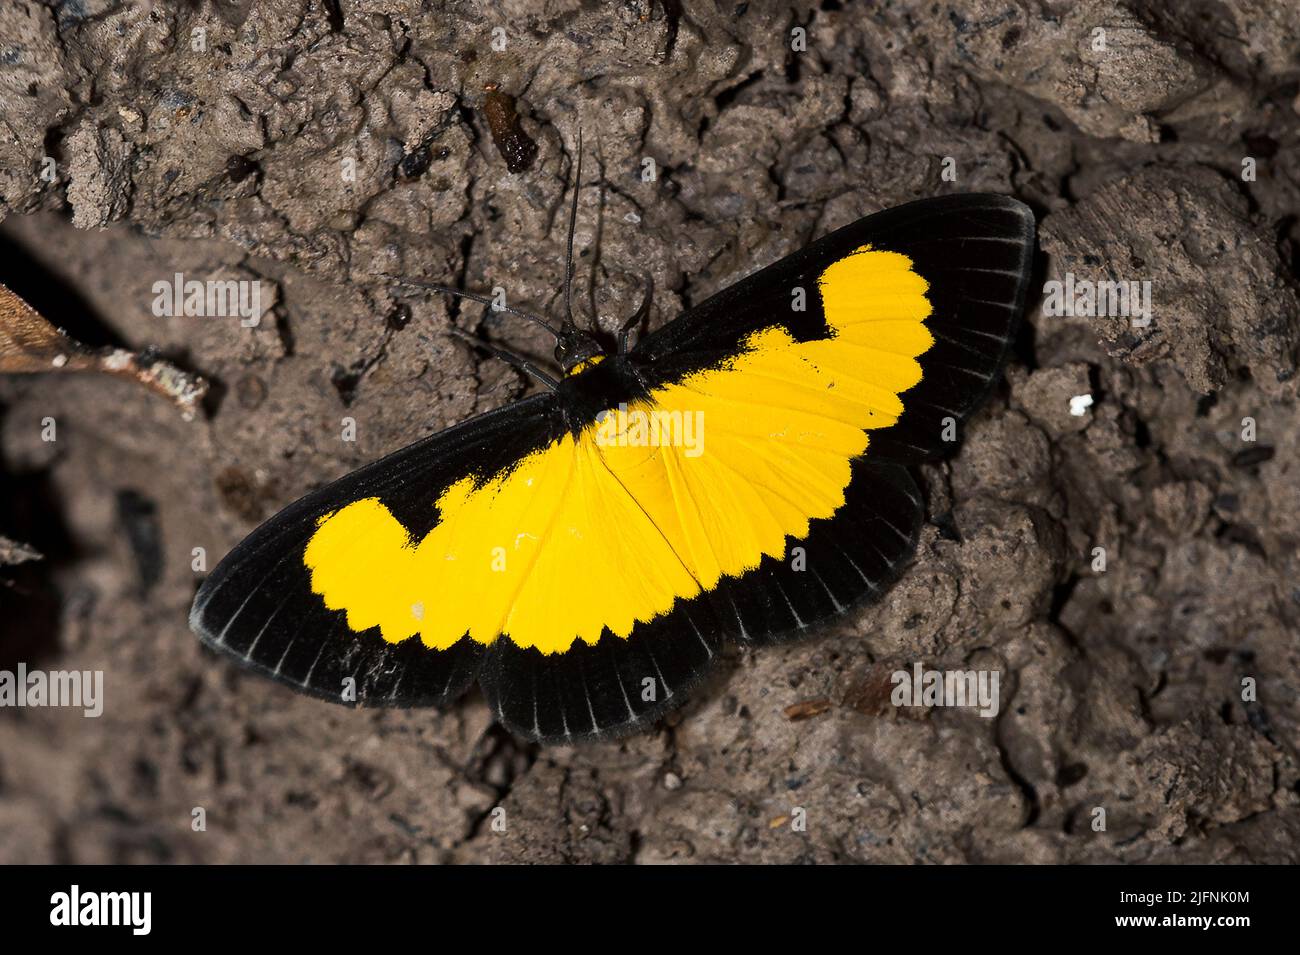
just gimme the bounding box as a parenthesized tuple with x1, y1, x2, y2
(454, 100, 480, 149)
(1055, 760, 1088, 789)
(1011, 304, 1038, 373)
(461, 722, 539, 843)
(1213, 520, 1266, 559)
(42, 124, 66, 173)
(1135, 679, 1160, 730)
(321, 0, 344, 33)
(995, 714, 1042, 829)
(1085, 362, 1106, 409)
(1242, 696, 1278, 746)
(1046, 573, 1083, 651)
(657, 0, 683, 61)
(1273, 215, 1300, 287)
(1214, 163, 1264, 219)
(272, 305, 296, 358)
(330, 329, 395, 408)
(0, 414, 78, 670)
(115, 489, 163, 599)
(769, 160, 788, 203)
(199, 372, 228, 420)
(445, 230, 477, 328)
(930, 507, 962, 543)
(1013, 243, 1049, 372)
(1149, 669, 1168, 703)
(0, 230, 127, 350)
(711, 70, 763, 120)
(1130, 412, 1153, 451)
(1229, 444, 1275, 470)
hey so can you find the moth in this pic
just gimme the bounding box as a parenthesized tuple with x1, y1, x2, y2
(190, 160, 1036, 744)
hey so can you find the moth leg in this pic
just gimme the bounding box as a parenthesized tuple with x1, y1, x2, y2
(385, 275, 558, 337)
(618, 270, 654, 354)
(448, 327, 560, 390)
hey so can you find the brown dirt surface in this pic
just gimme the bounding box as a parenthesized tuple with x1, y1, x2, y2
(0, 0, 1297, 864)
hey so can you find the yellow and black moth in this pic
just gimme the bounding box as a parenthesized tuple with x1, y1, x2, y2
(190, 188, 1036, 744)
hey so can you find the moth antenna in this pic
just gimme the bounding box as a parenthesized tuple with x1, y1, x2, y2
(587, 128, 608, 335)
(384, 276, 559, 338)
(618, 270, 654, 355)
(562, 124, 583, 331)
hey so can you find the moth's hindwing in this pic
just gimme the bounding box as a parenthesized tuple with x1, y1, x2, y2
(480, 460, 922, 742)
(190, 194, 1037, 743)
(189, 395, 563, 708)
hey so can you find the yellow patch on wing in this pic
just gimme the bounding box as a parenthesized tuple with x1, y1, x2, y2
(304, 247, 933, 654)
(566, 354, 604, 376)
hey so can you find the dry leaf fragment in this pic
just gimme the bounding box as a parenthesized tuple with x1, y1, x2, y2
(0, 535, 41, 566)
(0, 281, 207, 421)
(482, 90, 539, 173)
(783, 698, 832, 721)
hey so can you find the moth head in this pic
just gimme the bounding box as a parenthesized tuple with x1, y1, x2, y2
(554, 321, 604, 375)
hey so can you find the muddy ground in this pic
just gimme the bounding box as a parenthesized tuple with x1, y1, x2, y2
(1, 1, 1298, 863)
